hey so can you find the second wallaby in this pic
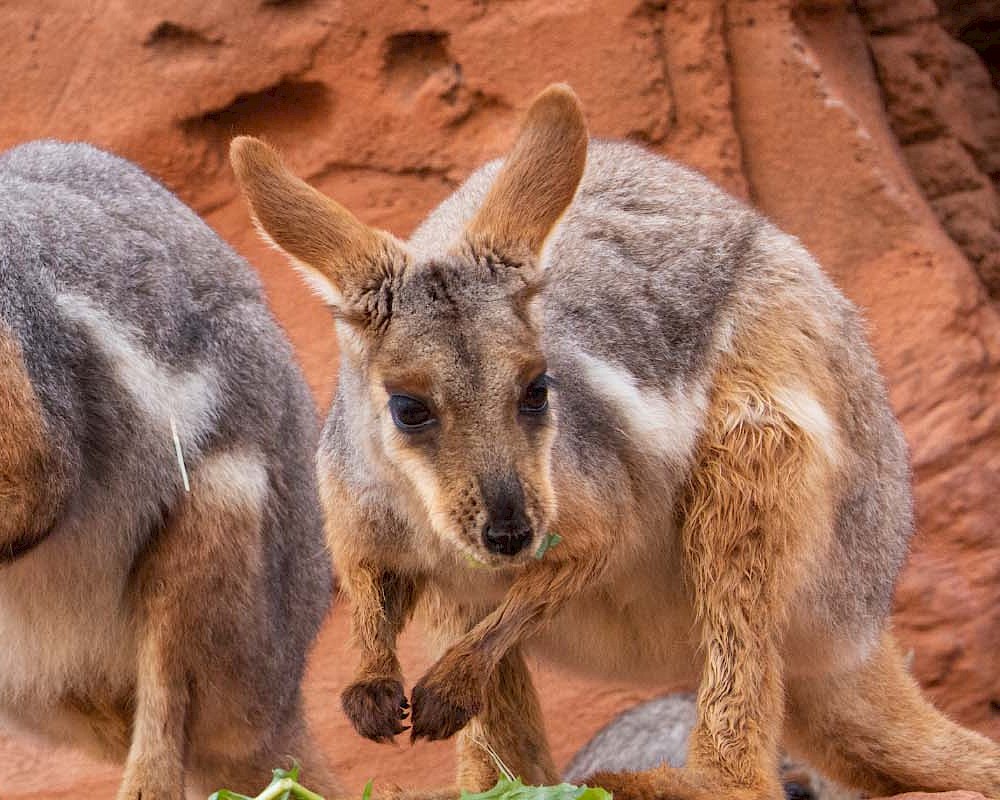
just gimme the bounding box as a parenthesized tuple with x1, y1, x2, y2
(231, 86, 1000, 800)
(0, 141, 336, 799)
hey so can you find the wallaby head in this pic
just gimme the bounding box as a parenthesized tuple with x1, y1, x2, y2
(232, 84, 587, 565)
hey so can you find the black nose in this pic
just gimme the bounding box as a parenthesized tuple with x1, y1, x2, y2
(482, 523, 533, 556)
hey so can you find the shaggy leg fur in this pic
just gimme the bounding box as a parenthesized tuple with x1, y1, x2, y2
(785, 631, 1000, 797)
(340, 565, 421, 742)
(587, 345, 836, 800)
(455, 647, 558, 791)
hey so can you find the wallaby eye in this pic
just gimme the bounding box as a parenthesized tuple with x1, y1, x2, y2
(388, 395, 435, 431)
(520, 374, 549, 414)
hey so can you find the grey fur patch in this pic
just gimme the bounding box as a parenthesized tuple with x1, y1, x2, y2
(0, 141, 332, 768)
(563, 692, 697, 780)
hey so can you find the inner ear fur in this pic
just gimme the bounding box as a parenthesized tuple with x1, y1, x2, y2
(465, 83, 588, 260)
(230, 136, 405, 309)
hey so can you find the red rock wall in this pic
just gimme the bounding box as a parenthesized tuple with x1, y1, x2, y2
(2, 1, 998, 796)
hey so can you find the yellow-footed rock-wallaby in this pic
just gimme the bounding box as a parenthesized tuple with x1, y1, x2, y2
(232, 85, 1000, 800)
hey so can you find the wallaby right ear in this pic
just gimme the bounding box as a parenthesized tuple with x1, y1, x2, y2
(464, 84, 587, 262)
(230, 136, 406, 319)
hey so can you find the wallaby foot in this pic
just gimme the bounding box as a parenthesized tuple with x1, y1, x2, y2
(785, 631, 1000, 797)
(585, 765, 777, 800)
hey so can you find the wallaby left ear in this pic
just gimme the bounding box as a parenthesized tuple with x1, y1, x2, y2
(464, 83, 588, 260)
(230, 136, 405, 321)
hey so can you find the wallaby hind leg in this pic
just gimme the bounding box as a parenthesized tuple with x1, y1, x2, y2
(785, 631, 1000, 796)
(189, 709, 342, 799)
(455, 647, 558, 791)
(121, 450, 322, 800)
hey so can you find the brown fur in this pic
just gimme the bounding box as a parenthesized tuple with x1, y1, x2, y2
(679, 309, 838, 794)
(0, 330, 62, 557)
(56, 690, 133, 762)
(464, 84, 588, 259)
(118, 453, 340, 800)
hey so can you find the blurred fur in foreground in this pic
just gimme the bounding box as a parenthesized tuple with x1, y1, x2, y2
(0, 141, 335, 800)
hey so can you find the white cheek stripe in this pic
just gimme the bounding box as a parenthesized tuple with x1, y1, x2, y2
(576, 351, 707, 465)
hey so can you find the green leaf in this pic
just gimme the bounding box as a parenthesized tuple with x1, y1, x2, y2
(272, 761, 302, 783)
(361, 779, 374, 800)
(208, 791, 254, 800)
(266, 760, 301, 800)
(533, 532, 563, 560)
(459, 775, 611, 800)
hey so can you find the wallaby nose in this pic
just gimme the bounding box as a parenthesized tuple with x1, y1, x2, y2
(482, 522, 533, 556)
(479, 471, 533, 556)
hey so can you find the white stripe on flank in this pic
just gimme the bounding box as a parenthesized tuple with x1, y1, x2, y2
(772, 385, 840, 462)
(576, 351, 707, 465)
(56, 292, 219, 460)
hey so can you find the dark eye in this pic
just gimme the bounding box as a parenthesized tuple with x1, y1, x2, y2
(520, 374, 549, 414)
(388, 395, 435, 431)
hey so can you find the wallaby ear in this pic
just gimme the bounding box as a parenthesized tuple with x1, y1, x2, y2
(230, 136, 405, 315)
(465, 84, 587, 260)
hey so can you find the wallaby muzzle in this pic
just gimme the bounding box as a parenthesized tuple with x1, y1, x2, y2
(479, 472, 533, 556)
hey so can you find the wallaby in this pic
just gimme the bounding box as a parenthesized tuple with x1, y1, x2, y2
(564, 692, 859, 800)
(0, 141, 337, 799)
(231, 85, 1000, 800)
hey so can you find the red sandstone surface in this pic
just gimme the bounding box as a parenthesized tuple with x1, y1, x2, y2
(1, 0, 998, 797)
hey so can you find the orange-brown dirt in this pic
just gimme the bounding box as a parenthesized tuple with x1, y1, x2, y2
(1, 0, 999, 797)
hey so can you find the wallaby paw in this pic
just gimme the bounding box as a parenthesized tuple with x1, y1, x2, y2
(341, 675, 410, 743)
(378, 786, 459, 800)
(409, 664, 482, 742)
(582, 769, 725, 800)
(115, 778, 181, 800)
